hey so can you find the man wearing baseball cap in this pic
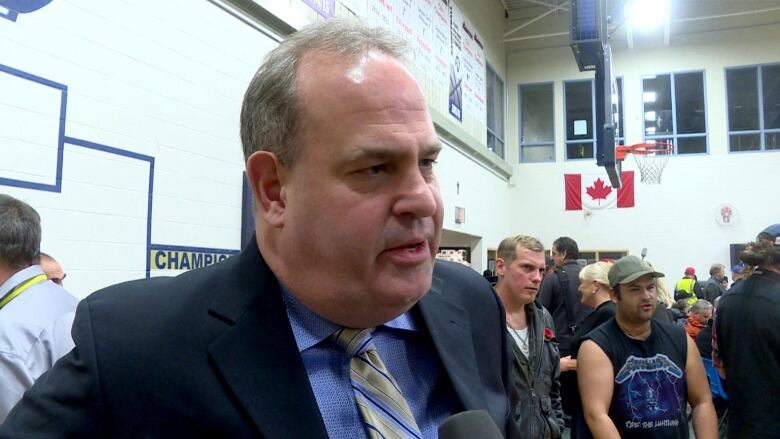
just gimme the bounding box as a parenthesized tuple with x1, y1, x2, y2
(715, 224, 780, 438)
(674, 266, 703, 305)
(729, 263, 749, 290)
(758, 223, 780, 247)
(578, 255, 717, 438)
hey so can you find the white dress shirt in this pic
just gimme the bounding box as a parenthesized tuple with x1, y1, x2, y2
(0, 265, 78, 421)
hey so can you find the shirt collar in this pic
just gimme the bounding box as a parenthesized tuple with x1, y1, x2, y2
(0, 265, 45, 297)
(280, 284, 420, 353)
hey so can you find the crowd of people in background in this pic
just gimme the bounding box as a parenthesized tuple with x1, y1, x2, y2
(483, 227, 780, 439)
(1, 17, 779, 439)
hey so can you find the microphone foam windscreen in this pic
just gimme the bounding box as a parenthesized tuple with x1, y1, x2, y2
(437, 410, 503, 439)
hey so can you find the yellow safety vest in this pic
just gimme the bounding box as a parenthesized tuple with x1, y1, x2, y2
(674, 278, 699, 305)
(0, 274, 48, 310)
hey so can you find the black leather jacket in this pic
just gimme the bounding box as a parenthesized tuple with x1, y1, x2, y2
(507, 302, 565, 439)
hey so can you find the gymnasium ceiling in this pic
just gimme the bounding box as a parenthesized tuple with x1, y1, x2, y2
(500, 0, 780, 52)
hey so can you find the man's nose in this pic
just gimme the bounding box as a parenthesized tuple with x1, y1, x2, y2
(392, 170, 438, 218)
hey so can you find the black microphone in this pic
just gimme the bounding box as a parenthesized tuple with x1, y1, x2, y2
(438, 410, 504, 439)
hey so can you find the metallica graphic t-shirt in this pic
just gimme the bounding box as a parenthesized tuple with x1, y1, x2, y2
(586, 318, 689, 439)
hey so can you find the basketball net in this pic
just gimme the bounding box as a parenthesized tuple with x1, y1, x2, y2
(618, 143, 673, 184)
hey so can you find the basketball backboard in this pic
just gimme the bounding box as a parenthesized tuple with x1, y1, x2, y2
(571, 0, 622, 188)
(595, 44, 621, 188)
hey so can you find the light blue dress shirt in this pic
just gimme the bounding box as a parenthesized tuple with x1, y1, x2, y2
(282, 287, 458, 438)
(0, 265, 78, 421)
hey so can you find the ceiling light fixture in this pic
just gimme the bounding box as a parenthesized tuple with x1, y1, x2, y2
(630, 0, 669, 31)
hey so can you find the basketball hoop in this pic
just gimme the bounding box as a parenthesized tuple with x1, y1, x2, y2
(616, 142, 673, 184)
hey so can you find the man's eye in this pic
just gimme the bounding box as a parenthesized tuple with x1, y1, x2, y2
(420, 159, 438, 168)
(357, 164, 386, 176)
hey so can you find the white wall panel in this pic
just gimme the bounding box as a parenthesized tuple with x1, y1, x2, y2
(437, 140, 511, 270)
(1, 0, 278, 298)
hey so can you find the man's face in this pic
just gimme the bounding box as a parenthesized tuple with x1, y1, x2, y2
(269, 50, 443, 327)
(612, 274, 658, 324)
(41, 259, 65, 286)
(713, 268, 724, 281)
(551, 245, 566, 268)
(692, 308, 713, 325)
(497, 245, 545, 306)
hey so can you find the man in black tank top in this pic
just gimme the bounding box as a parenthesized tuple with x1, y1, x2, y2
(577, 256, 717, 438)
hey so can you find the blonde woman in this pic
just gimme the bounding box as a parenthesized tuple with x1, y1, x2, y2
(652, 266, 676, 322)
(567, 261, 616, 439)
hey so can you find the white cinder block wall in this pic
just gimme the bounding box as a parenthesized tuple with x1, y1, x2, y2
(505, 23, 780, 279)
(1, 0, 278, 297)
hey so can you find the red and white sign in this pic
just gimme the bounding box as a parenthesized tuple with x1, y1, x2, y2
(715, 203, 738, 226)
(564, 171, 635, 210)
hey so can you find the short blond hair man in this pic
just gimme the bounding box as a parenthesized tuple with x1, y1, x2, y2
(495, 235, 564, 438)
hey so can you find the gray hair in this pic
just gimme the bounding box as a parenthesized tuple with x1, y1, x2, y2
(709, 263, 725, 276)
(690, 299, 713, 315)
(0, 194, 41, 269)
(240, 18, 407, 166)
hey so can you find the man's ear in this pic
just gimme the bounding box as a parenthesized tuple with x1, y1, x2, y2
(495, 258, 505, 277)
(246, 151, 287, 228)
(609, 286, 619, 303)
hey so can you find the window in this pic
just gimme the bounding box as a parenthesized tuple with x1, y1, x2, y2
(564, 78, 625, 160)
(578, 250, 628, 264)
(642, 71, 707, 154)
(519, 83, 554, 163)
(726, 63, 780, 152)
(564, 80, 595, 159)
(486, 64, 505, 159)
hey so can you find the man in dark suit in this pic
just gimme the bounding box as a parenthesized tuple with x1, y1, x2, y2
(0, 19, 512, 438)
(537, 237, 588, 422)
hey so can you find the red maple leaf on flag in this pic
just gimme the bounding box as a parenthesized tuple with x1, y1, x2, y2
(586, 178, 613, 204)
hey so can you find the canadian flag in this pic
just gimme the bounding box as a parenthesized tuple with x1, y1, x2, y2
(565, 171, 635, 210)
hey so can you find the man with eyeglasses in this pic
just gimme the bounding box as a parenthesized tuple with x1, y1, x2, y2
(0, 194, 78, 422)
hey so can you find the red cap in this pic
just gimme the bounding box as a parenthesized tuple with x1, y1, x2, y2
(684, 267, 696, 275)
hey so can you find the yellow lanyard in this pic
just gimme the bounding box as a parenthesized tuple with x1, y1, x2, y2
(0, 274, 48, 310)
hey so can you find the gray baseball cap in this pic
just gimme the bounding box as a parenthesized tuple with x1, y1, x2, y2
(608, 255, 665, 288)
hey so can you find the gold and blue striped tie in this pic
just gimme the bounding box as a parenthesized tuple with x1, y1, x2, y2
(332, 327, 423, 439)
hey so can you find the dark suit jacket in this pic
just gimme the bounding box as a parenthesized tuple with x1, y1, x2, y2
(0, 241, 512, 438)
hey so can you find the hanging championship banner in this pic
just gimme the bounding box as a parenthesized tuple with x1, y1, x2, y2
(448, 1, 463, 122)
(431, 0, 450, 94)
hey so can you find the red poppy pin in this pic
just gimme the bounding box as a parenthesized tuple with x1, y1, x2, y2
(544, 327, 555, 342)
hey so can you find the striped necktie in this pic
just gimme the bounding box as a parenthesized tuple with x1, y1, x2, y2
(332, 327, 423, 439)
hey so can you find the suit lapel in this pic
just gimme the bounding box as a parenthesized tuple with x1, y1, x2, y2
(207, 241, 328, 438)
(418, 273, 488, 412)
